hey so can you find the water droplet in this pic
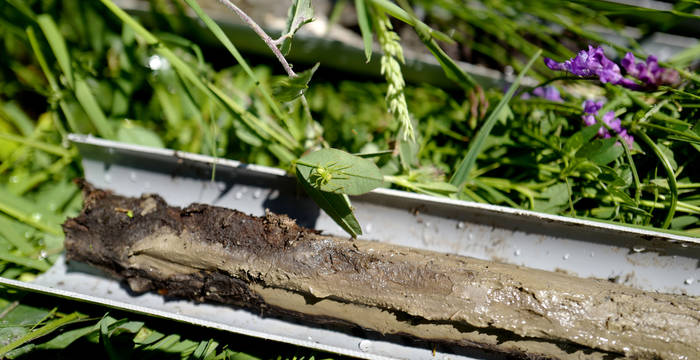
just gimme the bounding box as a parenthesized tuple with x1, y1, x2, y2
(632, 246, 645, 253)
(307, 336, 313, 341)
(234, 191, 243, 200)
(468, 233, 474, 241)
(253, 189, 262, 199)
(514, 249, 521, 256)
(680, 243, 689, 248)
(457, 221, 465, 229)
(365, 223, 373, 233)
(30, 213, 43, 222)
(129, 172, 137, 182)
(147, 54, 168, 70)
(24, 231, 32, 239)
(217, 182, 227, 191)
(39, 250, 47, 260)
(9, 176, 19, 184)
(684, 278, 694, 285)
(358, 340, 372, 352)
(590, 252, 595, 257)
(562, 253, 570, 260)
(104, 173, 112, 183)
(269, 190, 280, 200)
(107, 148, 115, 155)
(425, 221, 432, 228)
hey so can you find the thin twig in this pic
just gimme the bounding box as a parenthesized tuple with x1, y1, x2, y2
(217, 0, 315, 123)
(217, 0, 296, 77)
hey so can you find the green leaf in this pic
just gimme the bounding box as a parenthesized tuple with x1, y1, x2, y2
(450, 49, 541, 188)
(36, 323, 99, 350)
(564, 124, 601, 155)
(296, 148, 384, 195)
(533, 182, 569, 213)
(355, 0, 373, 62)
(0, 312, 82, 358)
(273, 63, 320, 102)
(657, 143, 678, 171)
(671, 216, 698, 230)
(280, 0, 314, 55)
(598, 168, 628, 187)
(116, 124, 164, 148)
(296, 168, 362, 237)
(609, 187, 635, 205)
(576, 138, 624, 165)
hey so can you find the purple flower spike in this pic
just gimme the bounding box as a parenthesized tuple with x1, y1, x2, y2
(545, 46, 680, 91)
(544, 46, 623, 84)
(621, 52, 679, 88)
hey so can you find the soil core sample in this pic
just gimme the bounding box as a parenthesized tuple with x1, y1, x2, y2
(63, 182, 700, 359)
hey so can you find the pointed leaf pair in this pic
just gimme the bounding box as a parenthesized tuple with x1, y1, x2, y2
(273, 63, 320, 102)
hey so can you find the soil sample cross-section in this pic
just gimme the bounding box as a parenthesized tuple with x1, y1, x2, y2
(63, 182, 700, 360)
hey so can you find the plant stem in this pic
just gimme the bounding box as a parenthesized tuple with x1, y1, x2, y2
(216, 0, 314, 123)
(217, 0, 295, 76)
(634, 130, 678, 229)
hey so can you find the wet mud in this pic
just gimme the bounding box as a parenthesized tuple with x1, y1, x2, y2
(63, 182, 700, 359)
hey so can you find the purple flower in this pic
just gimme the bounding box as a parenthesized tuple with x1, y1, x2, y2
(545, 46, 679, 91)
(521, 86, 564, 102)
(580, 99, 634, 148)
(544, 46, 623, 85)
(583, 99, 603, 115)
(621, 53, 679, 88)
(533, 86, 563, 102)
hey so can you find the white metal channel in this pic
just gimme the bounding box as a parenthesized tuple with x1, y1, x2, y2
(4, 134, 695, 360)
(66, 134, 700, 295)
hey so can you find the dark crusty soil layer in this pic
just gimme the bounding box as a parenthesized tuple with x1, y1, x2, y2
(63, 182, 700, 359)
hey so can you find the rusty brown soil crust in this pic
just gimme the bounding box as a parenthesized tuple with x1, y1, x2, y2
(63, 182, 700, 360)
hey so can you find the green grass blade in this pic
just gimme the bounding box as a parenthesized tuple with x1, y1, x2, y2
(0, 251, 50, 272)
(1, 102, 34, 137)
(73, 77, 115, 140)
(395, 0, 475, 90)
(0, 133, 74, 158)
(369, 0, 454, 43)
(0, 214, 37, 255)
(634, 130, 678, 229)
(36, 15, 73, 88)
(99, 0, 299, 151)
(0, 186, 63, 235)
(450, 49, 542, 189)
(182, 0, 293, 130)
(355, 0, 373, 62)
